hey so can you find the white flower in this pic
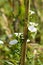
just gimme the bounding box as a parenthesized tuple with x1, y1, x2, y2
(0, 40, 4, 44)
(34, 49, 37, 55)
(9, 39, 18, 45)
(8, 33, 23, 38)
(29, 10, 35, 14)
(29, 22, 38, 26)
(14, 33, 23, 36)
(27, 39, 30, 43)
(28, 25, 37, 32)
(14, 33, 18, 36)
(18, 33, 23, 36)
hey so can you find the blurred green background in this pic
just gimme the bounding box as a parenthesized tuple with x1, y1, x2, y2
(0, 0, 43, 65)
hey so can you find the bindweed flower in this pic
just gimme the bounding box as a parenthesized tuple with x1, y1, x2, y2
(0, 40, 4, 44)
(9, 39, 18, 45)
(29, 10, 35, 14)
(28, 25, 37, 32)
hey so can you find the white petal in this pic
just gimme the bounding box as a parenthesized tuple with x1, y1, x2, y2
(35, 23, 38, 26)
(27, 39, 30, 42)
(34, 49, 37, 55)
(9, 40, 18, 45)
(14, 33, 23, 36)
(14, 33, 18, 36)
(29, 22, 38, 26)
(29, 22, 33, 25)
(28, 25, 37, 32)
(19, 33, 23, 36)
(29, 10, 35, 14)
(0, 40, 4, 44)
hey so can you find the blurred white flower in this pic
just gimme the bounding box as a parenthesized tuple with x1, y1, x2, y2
(27, 39, 30, 43)
(0, 40, 4, 44)
(14, 33, 23, 36)
(29, 10, 35, 14)
(19, 33, 23, 36)
(28, 25, 37, 32)
(9, 39, 18, 45)
(29, 22, 38, 26)
(14, 33, 18, 36)
(34, 49, 37, 55)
